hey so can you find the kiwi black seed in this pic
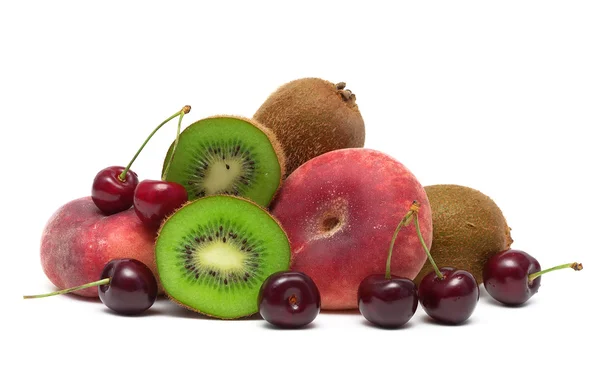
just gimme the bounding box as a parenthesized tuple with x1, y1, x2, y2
(155, 195, 291, 319)
(414, 184, 514, 285)
(254, 77, 365, 177)
(162, 116, 286, 207)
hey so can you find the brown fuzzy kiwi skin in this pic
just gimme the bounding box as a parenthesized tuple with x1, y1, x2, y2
(154, 194, 292, 320)
(162, 115, 287, 204)
(253, 78, 365, 177)
(414, 184, 514, 285)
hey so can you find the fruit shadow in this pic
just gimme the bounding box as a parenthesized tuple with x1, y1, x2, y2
(260, 321, 319, 330)
(155, 297, 263, 321)
(419, 314, 475, 327)
(359, 319, 416, 330)
(61, 293, 102, 303)
(102, 308, 163, 318)
(482, 296, 536, 308)
(319, 309, 361, 315)
(479, 286, 536, 308)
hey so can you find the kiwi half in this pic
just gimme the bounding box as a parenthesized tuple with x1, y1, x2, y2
(155, 195, 291, 319)
(254, 78, 365, 177)
(162, 116, 285, 207)
(415, 184, 513, 285)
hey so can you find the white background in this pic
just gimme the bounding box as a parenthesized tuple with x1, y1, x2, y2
(1, 1, 598, 373)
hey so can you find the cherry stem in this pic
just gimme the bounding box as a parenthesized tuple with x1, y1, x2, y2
(404, 200, 444, 280)
(414, 213, 443, 280)
(528, 262, 583, 282)
(118, 105, 191, 182)
(161, 105, 190, 180)
(385, 204, 418, 279)
(23, 278, 110, 299)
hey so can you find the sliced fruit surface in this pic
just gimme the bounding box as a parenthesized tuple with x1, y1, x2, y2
(155, 195, 291, 319)
(163, 116, 284, 207)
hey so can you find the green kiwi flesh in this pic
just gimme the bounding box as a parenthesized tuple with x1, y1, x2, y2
(163, 116, 285, 207)
(415, 184, 513, 285)
(155, 195, 291, 319)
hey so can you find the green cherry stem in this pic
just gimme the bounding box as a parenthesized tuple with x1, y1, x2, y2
(406, 200, 444, 280)
(161, 105, 190, 180)
(23, 278, 110, 299)
(414, 213, 443, 280)
(385, 201, 418, 279)
(528, 262, 583, 282)
(118, 105, 191, 182)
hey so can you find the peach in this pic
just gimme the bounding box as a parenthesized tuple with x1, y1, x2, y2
(41, 197, 159, 297)
(270, 149, 432, 310)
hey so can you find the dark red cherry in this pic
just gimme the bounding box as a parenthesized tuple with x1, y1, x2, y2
(92, 166, 139, 215)
(99, 258, 158, 315)
(91, 105, 191, 216)
(418, 267, 479, 325)
(483, 250, 540, 306)
(23, 258, 158, 316)
(133, 180, 188, 228)
(358, 274, 417, 328)
(483, 249, 582, 306)
(388, 201, 480, 325)
(357, 201, 421, 328)
(258, 271, 320, 328)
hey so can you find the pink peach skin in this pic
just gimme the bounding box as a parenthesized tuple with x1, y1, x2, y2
(41, 196, 160, 297)
(271, 148, 432, 310)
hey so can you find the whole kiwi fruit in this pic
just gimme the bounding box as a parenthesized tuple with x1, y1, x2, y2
(415, 184, 513, 285)
(254, 78, 365, 177)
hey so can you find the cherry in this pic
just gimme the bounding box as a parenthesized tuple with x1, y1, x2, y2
(133, 106, 190, 228)
(407, 201, 479, 325)
(357, 207, 418, 328)
(258, 271, 321, 328)
(98, 258, 158, 315)
(418, 267, 479, 324)
(92, 166, 139, 215)
(91, 105, 190, 215)
(23, 258, 158, 316)
(134, 180, 188, 228)
(358, 275, 417, 328)
(483, 249, 582, 306)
